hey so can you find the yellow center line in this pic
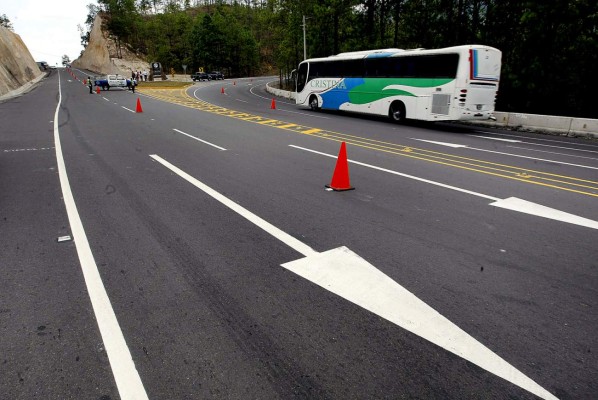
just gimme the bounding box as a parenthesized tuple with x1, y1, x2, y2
(137, 87, 598, 198)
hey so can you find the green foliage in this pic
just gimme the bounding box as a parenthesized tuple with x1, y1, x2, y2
(0, 13, 13, 30)
(96, 0, 597, 118)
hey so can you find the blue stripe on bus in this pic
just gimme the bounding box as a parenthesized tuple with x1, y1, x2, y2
(320, 78, 365, 109)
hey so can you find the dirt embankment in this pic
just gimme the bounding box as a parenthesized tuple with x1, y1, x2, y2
(0, 26, 43, 98)
(72, 14, 149, 76)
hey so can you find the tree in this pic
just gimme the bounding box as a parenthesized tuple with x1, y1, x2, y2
(0, 14, 13, 30)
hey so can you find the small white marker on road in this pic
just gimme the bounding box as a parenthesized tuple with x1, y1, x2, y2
(57, 235, 72, 242)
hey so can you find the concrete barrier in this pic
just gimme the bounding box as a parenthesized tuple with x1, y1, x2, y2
(265, 81, 597, 138)
(265, 81, 296, 100)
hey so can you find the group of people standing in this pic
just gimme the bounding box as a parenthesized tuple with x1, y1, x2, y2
(132, 70, 149, 82)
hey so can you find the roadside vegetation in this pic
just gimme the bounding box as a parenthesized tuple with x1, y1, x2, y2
(82, 1, 598, 118)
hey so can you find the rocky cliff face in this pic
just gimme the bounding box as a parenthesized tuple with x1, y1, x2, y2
(72, 14, 149, 76)
(0, 26, 43, 97)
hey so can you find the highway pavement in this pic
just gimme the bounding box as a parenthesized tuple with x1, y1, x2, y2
(1, 68, 597, 399)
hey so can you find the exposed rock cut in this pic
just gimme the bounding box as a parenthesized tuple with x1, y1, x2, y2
(0, 26, 43, 97)
(73, 14, 149, 76)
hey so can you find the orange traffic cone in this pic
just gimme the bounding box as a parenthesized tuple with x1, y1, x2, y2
(96, 86, 100, 94)
(270, 98, 276, 109)
(136, 98, 143, 113)
(326, 142, 354, 191)
(221, 87, 225, 94)
(83, 79, 87, 84)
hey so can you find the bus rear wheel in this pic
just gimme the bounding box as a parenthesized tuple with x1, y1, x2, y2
(309, 95, 320, 111)
(389, 101, 406, 123)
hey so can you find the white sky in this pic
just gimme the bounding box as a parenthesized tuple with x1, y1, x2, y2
(2, 0, 96, 66)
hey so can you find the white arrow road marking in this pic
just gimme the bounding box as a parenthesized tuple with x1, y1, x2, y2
(491, 197, 598, 229)
(290, 144, 598, 230)
(410, 138, 598, 170)
(410, 138, 468, 148)
(282, 246, 558, 400)
(151, 154, 558, 399)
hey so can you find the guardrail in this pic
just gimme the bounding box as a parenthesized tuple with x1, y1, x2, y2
(265, 81, 598, 139)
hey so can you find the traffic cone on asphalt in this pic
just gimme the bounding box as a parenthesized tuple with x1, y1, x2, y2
(136, 98, 143, 113)
(96, 86, 100, 94)
(270, 98, 276, 109)
(326, 142, 354, 191)
(83, 79, 87, 84)
(221, 87, 225, 94)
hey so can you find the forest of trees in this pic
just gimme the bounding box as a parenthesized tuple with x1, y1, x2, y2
(88, 0, 598, 118)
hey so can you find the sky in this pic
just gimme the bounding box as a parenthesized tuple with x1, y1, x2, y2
(2, 0, 96, 67)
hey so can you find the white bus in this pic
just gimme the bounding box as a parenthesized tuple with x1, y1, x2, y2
(295, 45, 501, 122)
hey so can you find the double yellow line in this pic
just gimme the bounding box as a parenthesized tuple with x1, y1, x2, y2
(138, 87, 598, 198)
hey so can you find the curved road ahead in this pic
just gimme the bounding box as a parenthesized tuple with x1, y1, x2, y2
(1, 69, 596, 399)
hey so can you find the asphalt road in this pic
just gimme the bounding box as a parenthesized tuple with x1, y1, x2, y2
(1, 68, 596, 400)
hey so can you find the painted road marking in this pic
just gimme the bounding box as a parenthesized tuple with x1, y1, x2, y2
(282, 246, 558, 400)
(55, 70, 149, 400)
(490, 197, 598, 229)
(121, 106, 135, 113)
(468, 135, 521, 143)
(290, 144, 598, 230)
(469, 133, 598, 155)
(151, 153, 557, 400)
(149, 154, 317, 257)
(410, 139, 467, 148)
(477, 130, 598, 149)
(138, 88, 598, 197)
(411, 138, 598, 171)
(3, 147, 54, 152)
(172, 128, 227, 151)
(506, 145, 598, 161)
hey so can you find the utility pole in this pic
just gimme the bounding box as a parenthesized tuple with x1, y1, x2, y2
(302, 15, 307, 60)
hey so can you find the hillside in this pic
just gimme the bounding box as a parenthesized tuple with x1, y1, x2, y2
(72, 14, 148, 76)
(0, 25, 43, 98)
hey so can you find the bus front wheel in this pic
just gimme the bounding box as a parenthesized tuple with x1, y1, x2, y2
(309, 95, 320, 111)
(389, 101, 406, 123)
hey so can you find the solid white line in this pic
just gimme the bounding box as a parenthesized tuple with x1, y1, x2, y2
(469, 146, 598, 170)
(150, 154, 317, 257)
(513, 141, 598, 154)
(172, 129, 227, 151)
(473, 133, 598, 154)
(506, 145, 598, 161)
(288, 145, 500, 201)
(54, 71, 149, 400)
(468, 135, 521, 143)
(121, 106, 135, 113)
(413, 139, 598, 170)
(478, 130, 598, 149)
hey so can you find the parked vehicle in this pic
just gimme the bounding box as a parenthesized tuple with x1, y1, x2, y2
(209, 71, 224, 80)
(191, 72, 211, 81)
(93, 74, 131, 90)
